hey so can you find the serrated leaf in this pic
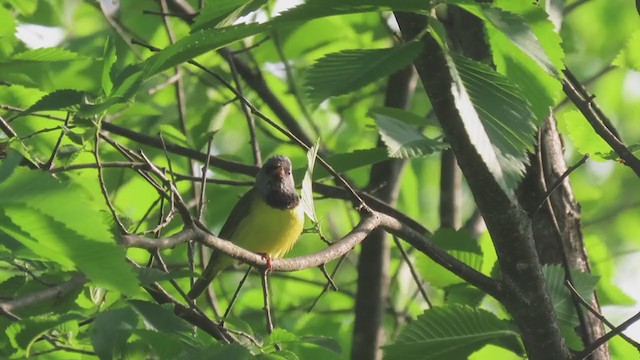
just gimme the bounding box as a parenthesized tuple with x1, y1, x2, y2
(447, 0, 559, 77)
(612, 30, 640, 71)
(300, 336, 342, 354)
(301, 140, 319, 222)
(383, 305, 523, 359)
(102, 36, 117, 95)
(273, 0, 430, 26)
(559, 110, 611, 161)
(543, 264, 599, 350)
(369, 107, 432, 127)
(370, 108, 446, 158)
(143, 23, 266, 78)
(484, 2, 563, 122)
(294, 148, 388, 180)
(10, 48, 80, 62)
(268, 328, 299, 345)
(91, 307, 138, 360)
(191, 0, 266, 31)
(304, 42, 423, 107)
(22, 89, 87, 115)
(6, 313, 83, 355)
(416, 228, 483, 288)
(129, 300, 191, 334)
(445, 53, 538, 190)
(159, 124, 190, 148)
(0, 169, 139, 294)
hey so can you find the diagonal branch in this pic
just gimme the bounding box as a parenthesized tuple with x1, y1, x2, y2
(120, 211, 502, 300)
(562, 69, 640, 176)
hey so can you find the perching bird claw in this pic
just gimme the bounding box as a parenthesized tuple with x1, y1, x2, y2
(259, 252, 273, 273)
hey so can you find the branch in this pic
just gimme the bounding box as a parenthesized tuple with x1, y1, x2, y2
(121, 211, 502, 299)
(0, 274, 87, 319)
(576, 309, 640, 360)
(562, 69, 640, 177)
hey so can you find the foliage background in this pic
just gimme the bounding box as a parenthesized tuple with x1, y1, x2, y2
(0, 0, 639, 359)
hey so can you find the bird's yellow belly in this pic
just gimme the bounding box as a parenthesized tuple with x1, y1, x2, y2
(231, 198, 304, 258)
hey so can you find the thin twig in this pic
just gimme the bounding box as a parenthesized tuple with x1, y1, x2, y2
(198, 136, 213, 220)
(223, 51, 262, 166)
(0, 274, 87, 319)
(565, 280, 640, 350)
(260, 269, 280, 351)
(220, 266, 253, 326)
(131, 39, 369, 210)
(563, 0, 591, 15)
(392, 236, 432, 308)
(0, 114, 17, 138)
(94, 128, 129, 234)
(575, 309, 640, 359)
(318, 264, 338, 291)
(533, 154, 589, 216)
(270, 30, 319, 137)
(44, 112, 71, 170)
(307, 255, 348, 312)
(562, 69, 640, 176)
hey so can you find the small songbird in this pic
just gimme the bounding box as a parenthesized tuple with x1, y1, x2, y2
(188, 155, 304, 299)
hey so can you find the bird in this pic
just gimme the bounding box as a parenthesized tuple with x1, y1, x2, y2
(188, 155, 305, 299)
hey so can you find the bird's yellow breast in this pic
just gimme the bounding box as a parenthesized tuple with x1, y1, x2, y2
(231, 196, 304, 258)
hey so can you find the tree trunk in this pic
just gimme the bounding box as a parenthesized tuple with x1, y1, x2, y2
(518, 116, 609, 359)
(351, 66, 415, 360)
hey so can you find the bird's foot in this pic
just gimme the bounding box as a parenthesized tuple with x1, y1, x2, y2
(259, 253, 272, 273)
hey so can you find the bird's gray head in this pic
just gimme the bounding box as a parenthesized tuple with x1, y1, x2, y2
(255, 155, 299, 209)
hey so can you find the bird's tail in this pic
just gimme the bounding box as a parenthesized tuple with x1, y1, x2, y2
(188, 255, 226, 299)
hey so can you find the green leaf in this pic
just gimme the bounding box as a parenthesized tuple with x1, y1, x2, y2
(304, 42, 423, 107)
(191, 0, 267, 31)
(142, 23, 266, 78)
(301, 140, 319, 222)
(446, 0, 559, 77)
(558, 110, 611, 161)
(3, 0, 38, 15)
(416, 228, 483, 288)
(101, 36, 117, 95)
(0, 7, 16, 57)
(6, 313, 82, 356)
(295, 148, 388, 180)
(0, 169, 139, 294)
(128, 300, 191, 334)
(22, 89, 87, 115)
(451, 54, 538, 188)
(268, 328, 299, 345)
(369, 107, 432, 127)
(543, 264, 599, 350)
(91, 307, 139, 360)
(273, 0, 430, 26)
(485, 1, 563, 122)
(10, 48, 80, 62)
(369, 108, 446, 158)
(612, 30, 640, 71)
(300, 336, 342, 355)
(137, 268, 195, 285)
(383, 305, 523, 359)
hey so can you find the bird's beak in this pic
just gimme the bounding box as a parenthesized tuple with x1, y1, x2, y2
(273, 165, 286, 179)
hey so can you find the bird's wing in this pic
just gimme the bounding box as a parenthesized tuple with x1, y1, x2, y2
(218, 187, 257, 241)
(188, 188, 257, 299)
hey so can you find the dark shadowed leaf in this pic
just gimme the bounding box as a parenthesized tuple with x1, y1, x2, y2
(383, 305, 523, 359)
(369, 108, 447, 158)
(304, 42, 423, 107)
(22, 89, 87, 115)
(543, 265, 599, 350)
